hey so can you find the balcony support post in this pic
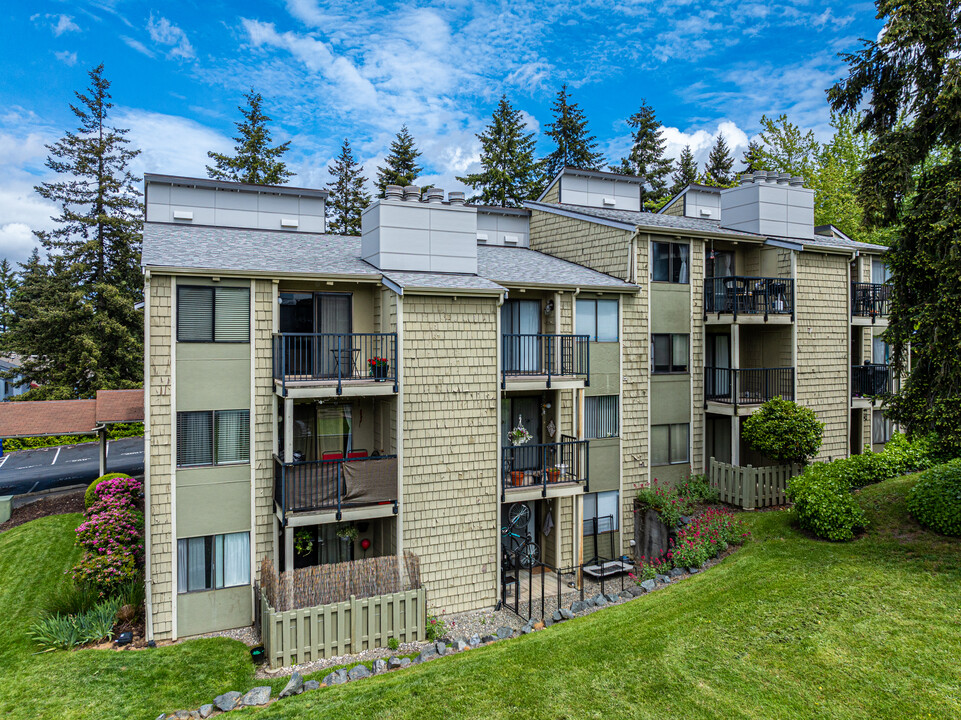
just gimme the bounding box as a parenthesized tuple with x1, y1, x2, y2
(283, 396, 294, 465)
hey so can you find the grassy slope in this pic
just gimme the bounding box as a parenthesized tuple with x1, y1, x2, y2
(1, 478, 958, 719)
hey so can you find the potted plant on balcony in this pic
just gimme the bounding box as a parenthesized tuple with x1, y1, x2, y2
(336, 524, 359, 543)
(294, 528, 314, 558)
(546, 467, 561, 483)
(508, 416, 532, 487)
(368, 356, 389, 380)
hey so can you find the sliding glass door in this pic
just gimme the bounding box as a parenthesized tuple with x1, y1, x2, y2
(502, 300, 541, 374)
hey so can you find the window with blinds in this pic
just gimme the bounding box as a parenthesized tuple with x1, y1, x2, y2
(177, 285, 250, 342)
(177, 410, 250, 467)
(585, 395, 619, 439)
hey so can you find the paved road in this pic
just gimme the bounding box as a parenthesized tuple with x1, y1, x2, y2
(0, 436, 144, 496)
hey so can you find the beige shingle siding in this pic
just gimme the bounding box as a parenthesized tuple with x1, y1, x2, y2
(661, 198, 683, 217)
(147, 274, 174, 639)
(401, 295, 499, 613)
(541, 182, 560, 204)
(796, 252, 850, 461)
(252, 280, 275, 578)
(690, 240, 705, 474)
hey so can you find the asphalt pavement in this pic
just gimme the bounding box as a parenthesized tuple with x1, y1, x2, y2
(0, 436, 144, 496)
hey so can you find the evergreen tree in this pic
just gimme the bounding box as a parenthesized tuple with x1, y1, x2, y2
(741, 140, 766, 173)
(809, 113, 874, 240)
(615, 101, 673, 210)
(754, 114, 819, 181)
(456, 95, 545, 207)
(670, 145, 699, 197)
(0, 259, 16, 334)
(703, 134, 736, 187)
(207, 89, 294, 185)
(828, 0, 961, 455)
(325, 139, 371, 236)
(543, 84, 604, 178)
(1, 65, 143, 398)
(375, 125, 423, 196)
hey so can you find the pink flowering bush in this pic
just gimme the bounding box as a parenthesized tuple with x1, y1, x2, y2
(629, 555, 668, 582)
(72, 477, 144, 595)
(91, 476, 142, 506)
(667, 509, 749, 569)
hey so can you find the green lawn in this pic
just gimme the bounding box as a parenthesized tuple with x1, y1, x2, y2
(1, 477, 959, 719)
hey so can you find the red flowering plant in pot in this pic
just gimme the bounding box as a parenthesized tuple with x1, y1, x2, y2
(368, 356, 389, 380)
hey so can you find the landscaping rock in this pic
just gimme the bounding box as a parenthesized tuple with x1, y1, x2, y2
(520, 621, 534, 635)
(688, 567, 700, 574)
(304, 680, 321, 691)
(655, 574, 671, 584)
(279, 672, 304, 698)
(544, 617, 553, 627)
(198, 707, 214, 720)
(469, 634, 481, 647)
(604, 593, 619, 604)
(552, 609, 563, 622)
(435, 640, 447, 656)
(559, 607, 575, 620)
(496, 626, 514, 640)
(592, 594, 608, 607)
(481, 634, 496, 643)
(628, 586, 644, 597)
(422, 644, 437, 657)
(373, 658, 388, 674)
(669, 568, 684, 578)
(620, 592, 634, 601)
(679, 515, 692, 526)
(240, 686, 271, 707)
(399, 657, 411, 667)
(323, 669, 349, 685)
(570, 599, 589, 613)
(213, 691, 241, 712)
(388, 656, 404, 670)
(640, 579, 656, 592)
(584, 596, 596, 607)
(414, 651, 434, 664)
(453, 637, 469, 651)
(348, 664, 371, 681)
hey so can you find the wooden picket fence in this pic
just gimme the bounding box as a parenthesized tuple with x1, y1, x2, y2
(709, 457, 795, 510)
(259, 554, 425, 667)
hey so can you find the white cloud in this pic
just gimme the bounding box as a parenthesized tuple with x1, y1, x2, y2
(32, 13, 80, 37)
(121, 36, 155, 58)
(147, 14, 195, 60)
(661, 120, 750, 169)
(115, 109, 233, 178)
(54, 51, 78, 66)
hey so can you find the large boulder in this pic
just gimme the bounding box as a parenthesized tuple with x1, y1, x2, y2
(213, 691, 241, 712)
(279, 672, 304, 699)
(495, 626, 514, 640)
(373, 658, 388, 674)
(240, 686, 271, 707)
(347, 664, 371, 681)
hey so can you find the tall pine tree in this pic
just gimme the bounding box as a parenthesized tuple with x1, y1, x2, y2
(670, 145, 699, 196)
(457, 96, 545, 207)
(703, 134, 736, 187)
(375, 125, 423, 196)
(543, 84, 604, 179)
(326, 139, 371, 236)
(3, 64, 144, 398)
(741, 140, 766, 173)
(207, 89, 294, 185)
(615, 101, 673, 210)
(0, 259, 16, 334)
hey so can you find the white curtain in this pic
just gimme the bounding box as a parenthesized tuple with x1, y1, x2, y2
(177, 539, 188, 592)
(221, 532, 250, 588)
(188, 537, 206, 591)
(344, 404, 353, 454)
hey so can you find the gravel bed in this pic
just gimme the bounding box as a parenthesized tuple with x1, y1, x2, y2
(196, 625, 261, 646)
(256, 640, 429, 679)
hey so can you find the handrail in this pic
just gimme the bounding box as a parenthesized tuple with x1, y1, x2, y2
(704, 367, 795, 409)
(272, 332, 398, 396)
(501, 436, 589, 500)
(852, 363, 891, 398)
(274, 454, 399, 519)
(704, 276, 794, 320)
(501, 333, 590, 389)
(851, 282, 891, 320)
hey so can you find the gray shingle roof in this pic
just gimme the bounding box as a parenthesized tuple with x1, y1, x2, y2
(382, 271, 504, 293)
(477, 245, 635, 290)
(804, 233, 888, 252)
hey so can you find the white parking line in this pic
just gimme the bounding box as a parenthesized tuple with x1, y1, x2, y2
(52, 447, 61, 465)
(0, 454, 8, 469)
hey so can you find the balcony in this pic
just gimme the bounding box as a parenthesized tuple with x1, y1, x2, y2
(273, 332, 398, 397)
(502, 435, 589, 500)
(704, 277, 794, 323)
(851, 283, 891, 324)
(274, 455, 398, 520)
(852, 363, 891, 407)
(704, 367, 795, 414)
(501, 334, 589, 390)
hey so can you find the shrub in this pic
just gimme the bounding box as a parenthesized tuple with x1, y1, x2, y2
(787, 464, 866, 541)
(676, 474, 720, 504)
(73, 482, 144, 594)
(667, 509, 748, 568)
(742, 397, 824, 465)
(630, 556, 668, 582)
(73, 551, 139, 596)
(40, 582, 101, 619)
(635, 480, 695, 529)
(30, 597, 121, 650)
(906, 459, 961, 536)
(84, 473, 134, 510)
(387, 637, 400, 651)
(425, 613, 447, 642)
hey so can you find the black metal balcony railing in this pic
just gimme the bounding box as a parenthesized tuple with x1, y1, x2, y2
(502, 334, 590, 388)
(852, 364, 891, 398)
(273, 332, 398, 395)
(274, 455, 398, 518)
(502, 435, 589, 499)
(704, 367, 795, 407)
(851, 282, 891, 320)
(704, 277, 795, 319)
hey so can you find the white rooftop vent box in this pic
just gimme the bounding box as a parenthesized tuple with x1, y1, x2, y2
(720, 172, 814, 240)
(361, 185, 478, 273)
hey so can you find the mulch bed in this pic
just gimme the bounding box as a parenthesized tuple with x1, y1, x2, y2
(0, 489, 85, 534)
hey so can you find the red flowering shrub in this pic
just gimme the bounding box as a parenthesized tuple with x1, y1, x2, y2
(630, 555, 668, 582)
(667, 509, 749, 569)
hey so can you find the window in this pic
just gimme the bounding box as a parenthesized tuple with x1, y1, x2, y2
(584, 396, 619, 439)
(177, 532, 250, 593)
(583, 491, 619, 534)
(651, 423, 690, 465)
(873, 411, 894, 444)
(177, 285, 250, 342)
(652, 241, 690, 283)
(652, 334, 690, 373)
(576, 299, 618, 342)
(177, 410, 250, 467)
(873, 336, 891, 365)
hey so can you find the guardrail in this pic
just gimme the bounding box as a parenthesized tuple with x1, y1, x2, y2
(852, 363, 891, 398)
(851, 282, 891, 320)
(274, 455, 398, 518)
(704, 277, 794, 319)
(502, 435, 588, 500)
(272, 332, 398, 395)
(502, 334, 590, 388)
(704, 367, 795, 408)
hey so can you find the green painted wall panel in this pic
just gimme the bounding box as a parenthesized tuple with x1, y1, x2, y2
(650, 463, 692, 487)
(176, 466, 251, 538)
(177, 585, 252, 637)
(650, 375, 691, 424)
(588, 439, 619, 492)
(651, 284, 690, 333)
(586, 343, 619, 395)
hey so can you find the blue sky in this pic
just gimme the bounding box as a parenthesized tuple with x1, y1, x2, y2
(0, 0, 883, 263)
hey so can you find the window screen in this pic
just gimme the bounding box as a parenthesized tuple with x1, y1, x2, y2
(585, 395, 619, 439)
(177, 285, 249, 342)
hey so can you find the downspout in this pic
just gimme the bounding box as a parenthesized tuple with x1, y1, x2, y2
(143, 268, 154, 643)
(495, 289, 505, 605)
(628, 228, 640, 283)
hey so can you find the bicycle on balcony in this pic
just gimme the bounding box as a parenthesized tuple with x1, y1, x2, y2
(501, 502, 539, 569)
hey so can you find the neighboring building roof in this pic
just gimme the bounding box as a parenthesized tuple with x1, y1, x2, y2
(477, 245, 635, 291)
(143, 223, 381, 278)
(536, 166, 646, 202)
(381, 271, 504, 294)
(0, 389, 144, 439)
(658, 183, 721, 214)
(471, 205, 531, 217)
(144, 173, 329, 199)
(802, 233, 888, 253)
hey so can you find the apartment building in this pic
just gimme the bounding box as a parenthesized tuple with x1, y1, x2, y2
(141, 167, 889, 641)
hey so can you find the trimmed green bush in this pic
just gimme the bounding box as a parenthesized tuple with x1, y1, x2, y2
(787, 464, 866, 541)
(742, 397, 824, 466)
(84, 473, 130, 510)
(906, 459, 961, 536)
